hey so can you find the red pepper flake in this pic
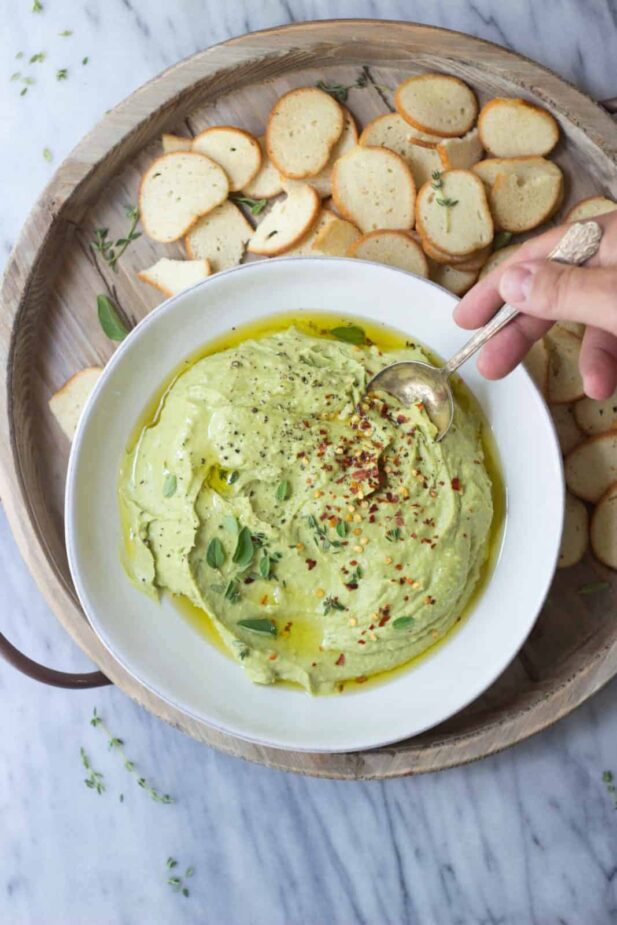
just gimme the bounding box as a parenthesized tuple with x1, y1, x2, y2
(358, 639, 366, 645)
(345, 582, 358, 590)
(268, 654, 278, 661)
(451, 477, 461, 491)
(396, 414, 408, 424)
(415, 401, 424, 411)
(378, 614, 391, 627)
(369, 515, 376, 523)
(306, 559, 317, 571)
(369, 503, 378, 513)
(335, 653, 345, 666)
(355, 675, 368, 684)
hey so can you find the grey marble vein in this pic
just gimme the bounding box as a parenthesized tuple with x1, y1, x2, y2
(2, 1, 617, 923)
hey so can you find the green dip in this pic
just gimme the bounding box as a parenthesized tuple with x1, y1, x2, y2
(119, 324, 494, 694)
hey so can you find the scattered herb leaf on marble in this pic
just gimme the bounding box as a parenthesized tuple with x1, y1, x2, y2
(82, 56, 89, 65)
(90, 708, 174, 803)
(42, 147, 52, 162)
(32, 0, 43, 11)
(96, 294, 129, 341)
(58, 29, 73, 37)
(80, 746, 106, 794)
(165, 858, 195, 897)
(29, 51, 45, 63)
(603, 770, 617, 809)
(56, 68, 68, 80)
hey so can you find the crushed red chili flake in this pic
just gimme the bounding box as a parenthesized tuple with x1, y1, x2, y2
(369, 503, 378, 513)
(345, 582, 358, 590)
(369, 515, 376, 523)
(378, 614, 391, 627)
(306, 559, 317, 570)
(268, 654, 278, 661)
(357, 639, 366, 645)
(451, 477, 461, 491)
(396, 414, 408, 424)
(355, 675, 368, 684)
(335, 653, 345, 666)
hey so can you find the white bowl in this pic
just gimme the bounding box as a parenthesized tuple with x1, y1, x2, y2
(66, 258, 563, 753)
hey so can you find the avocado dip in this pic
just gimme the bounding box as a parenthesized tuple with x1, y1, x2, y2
(119, 323, 494, 694)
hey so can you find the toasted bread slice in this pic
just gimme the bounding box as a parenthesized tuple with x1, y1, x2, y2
(420, 236, 477, 265)
(192, 126, 261, 192)
(546, 327, 584, 404)
(590, 483, 617, 569)
(416, 169, 493, 256)
(139, 152, 229, 243)
(473, 156, 562, 187)
(436, 128, 483, 170)
(137, 257, 211, 296)
(49, 367, 103, 440)
(348, 230, 429, 277)
(478, 98, 559, 157)
(550, 404, 583, 455)
(565, 195, 617, 223)
(358, 113, 443, 189)
(479, 243, 521, 279)
(524, 339, 549, 395)
(283, 209, 337, 257)
(162, 133, 192, 153)
(185, 201, 253, 271)
(489, 170, 563, 232)
(266, 87, 344, 179)
(281, 107, 358, 199)
(574, 389, 617, 435)
(331, 145, 416, 233)
(248, 184, 321, 256)
(311, 215, 361, 256)
(242, 135, 283, 199)
(566, 432, 617, 503)
(428, 261, 478, 295)
(395, 74, 478, 138)
(558, 492, 589, 568)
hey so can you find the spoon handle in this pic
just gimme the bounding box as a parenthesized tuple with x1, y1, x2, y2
(442, 220, 604, 377)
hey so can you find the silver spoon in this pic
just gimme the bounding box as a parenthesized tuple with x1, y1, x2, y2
(366, 221, 603, 441)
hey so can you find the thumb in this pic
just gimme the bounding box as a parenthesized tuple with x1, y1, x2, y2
(499, 260, 617, 336)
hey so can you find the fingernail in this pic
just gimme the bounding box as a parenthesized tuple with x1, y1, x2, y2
(499, 265, 534, 305)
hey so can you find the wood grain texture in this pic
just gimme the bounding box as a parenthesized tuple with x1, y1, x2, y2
(1, 20, 616, 778)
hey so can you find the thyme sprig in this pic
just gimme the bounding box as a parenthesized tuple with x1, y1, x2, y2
(166, 857, 195, 898)
(80, 747, 105, 794)
(91, 204, 141, 271)
(90, 708, 174, 804)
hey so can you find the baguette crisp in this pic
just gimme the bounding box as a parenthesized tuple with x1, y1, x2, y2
(137, 257, 211, 296)
(558, 492, 589, 568)
(49, 367, 103, 440)
(565, 432, 617, 503)
(590, 483, 617, 570)
(266, 87, 344, 179)
(241, 135, 283, 199)
(565, 195, 617, 223)
(416, 169, 493, 256)
(348, 230, 429, 277)
(395, 74, 478, 138)
(139, 152, 229, 243)
(184, 201, 253, 271)
(281, 108, 358, 199)
(192, 126, 262, 192)
(478, 98, 559, 157)
(332, 145, 416, 233)
(358, 113, 443, 189)
(248, 185, 321, 255)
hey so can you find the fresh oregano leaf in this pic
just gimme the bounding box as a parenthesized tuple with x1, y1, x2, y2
(97, 294, 129, 341)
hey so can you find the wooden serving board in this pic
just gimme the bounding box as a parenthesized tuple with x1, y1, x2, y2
(2, 20, 617, 778)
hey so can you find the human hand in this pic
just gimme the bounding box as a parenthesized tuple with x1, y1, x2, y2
(453, 211, 617, 399)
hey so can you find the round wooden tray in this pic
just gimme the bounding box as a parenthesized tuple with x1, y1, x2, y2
(1, 20, 617, 778)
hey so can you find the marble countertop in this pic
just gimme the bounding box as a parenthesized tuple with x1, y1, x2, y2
(2, 2, 617, 923)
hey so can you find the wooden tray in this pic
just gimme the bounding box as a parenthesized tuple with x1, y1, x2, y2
(1, 20, 617, 778)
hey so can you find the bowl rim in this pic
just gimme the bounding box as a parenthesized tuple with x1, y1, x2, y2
(65, 256, 564, 752)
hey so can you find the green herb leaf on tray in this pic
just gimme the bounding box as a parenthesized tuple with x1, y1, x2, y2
(230, 194, 268, 216)
(96, 293, 129, 341)
(237, 618, 277, 637)
(330, 324, 367, 345)
(579, 581, 610, 595)
(82, 56, 89, 65)
(42, 147, 52, 161)
(275, 480, 290, 502)
(233, 526, 254, 569)
(32, 0, 43, 11)
(493, 231, 513, 250)
(392, 616, 415, 629)
(206, 537, 225, 569)
(316, 80, 350, 103)
(56, 68, 68, 80)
